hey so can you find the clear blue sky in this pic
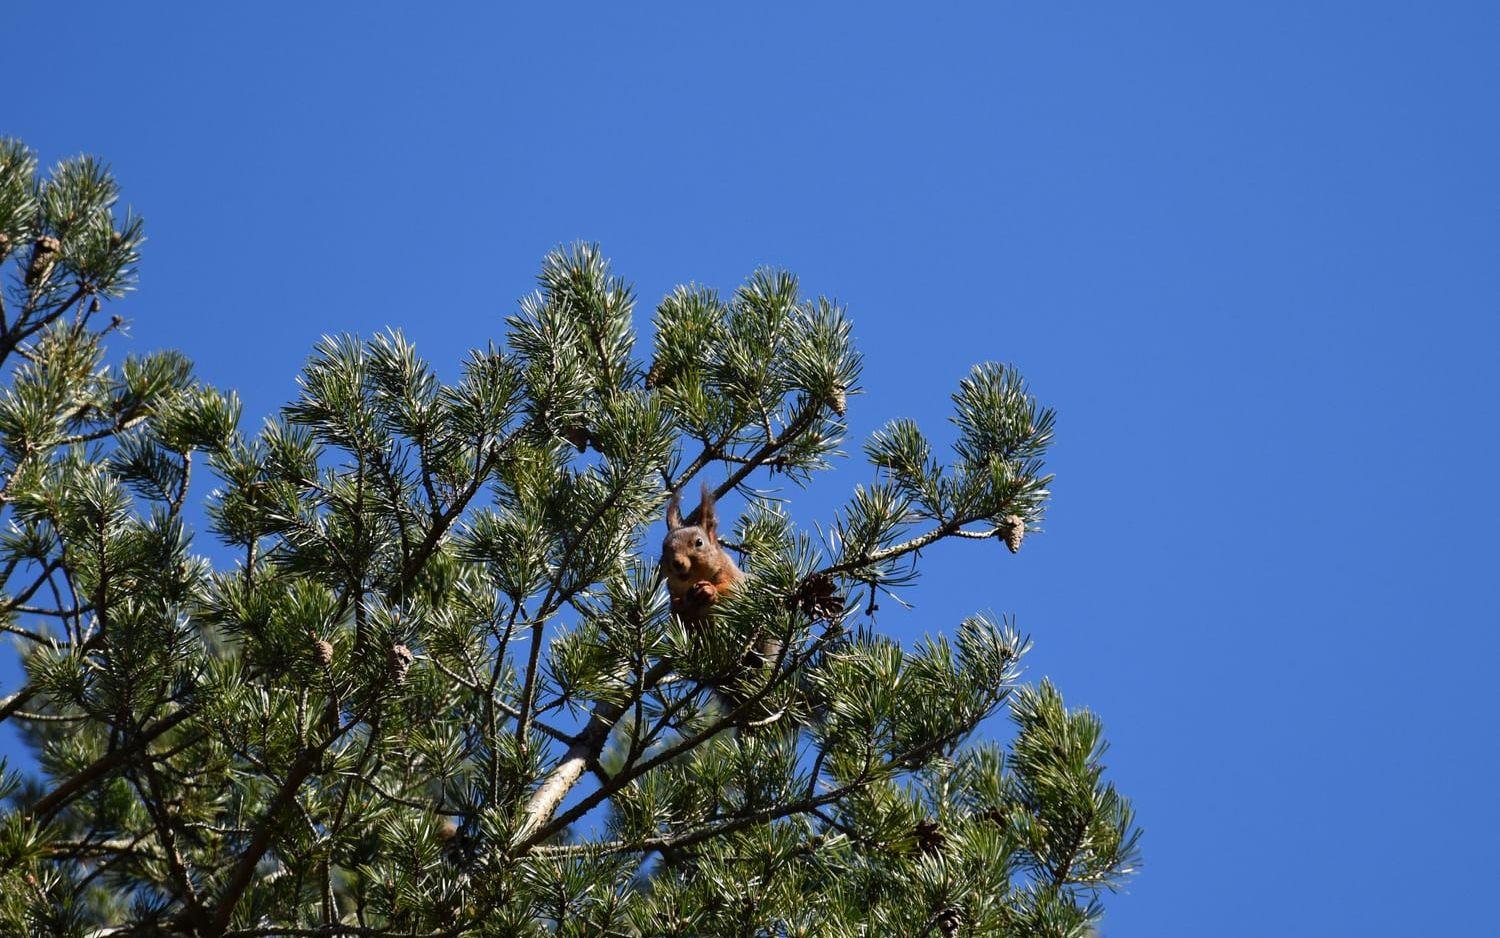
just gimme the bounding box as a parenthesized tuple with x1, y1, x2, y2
(4, 3, 1497, 934)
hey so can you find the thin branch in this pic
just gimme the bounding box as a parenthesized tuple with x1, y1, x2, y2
(817, 518, 968, 579)
(0, 621, 53, 643)
(131, 760, 210, 930)
(55, 410, 148, 447)
(25, 704, 199, 828)
(170, 450, 192, 516)
(201, 699, 376, 934)
(10, 709, 86, 723)
(515, 473, 634, 749)
(518, 623, 825, 848)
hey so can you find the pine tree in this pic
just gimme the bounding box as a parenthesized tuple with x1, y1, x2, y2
(0, 140, 1138, 937)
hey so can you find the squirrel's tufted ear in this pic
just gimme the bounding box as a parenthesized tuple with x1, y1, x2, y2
(666, 490, 683, 530)
(698, 482, 718, 540)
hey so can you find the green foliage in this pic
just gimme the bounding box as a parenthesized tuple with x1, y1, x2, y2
(0, 140, 1137, 936)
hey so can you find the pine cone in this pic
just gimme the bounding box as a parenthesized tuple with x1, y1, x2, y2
(786, 573, 844, 622)
(828, 385, 847, 417)
(25, 235, 59, 287)
(937, 907, 963, 938)
(560, 425, 589, 453)
(313, 638, 334, 667)
(914, 818, 945, 856)
(645, 357, 666, 389)
(1000, 515, 1025, 554)
(389, 643, 414, 683)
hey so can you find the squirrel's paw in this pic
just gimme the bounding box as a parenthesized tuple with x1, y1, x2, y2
(688, 580, 719, 605)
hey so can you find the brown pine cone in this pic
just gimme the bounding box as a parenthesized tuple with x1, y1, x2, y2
(560, 425, 589, 452)
(313, 638, 334, 667)
(786, 573, 844, 622)
(389, 643, 414, 683)
(937, 907, 963, 938)
(914, 818, 945, 856)
(1000, 515, 1025, 554)
(26, 235, 60, 287)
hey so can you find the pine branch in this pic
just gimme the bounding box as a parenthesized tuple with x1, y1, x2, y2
(201, 699, 377, 934)
(518, 621, 826, 849)
(25, 703, 198, 829)
(515, 474, 636, 749)
(132, 760, 210, 931)
(816, 513, 1008, 582)
(518, 657, 677, 844)
(391, 418, 534, 599)
(0, 687, 40, 725)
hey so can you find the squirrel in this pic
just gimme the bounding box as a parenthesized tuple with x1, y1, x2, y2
(662, 484, 795, 727)
(660, 483, 744, 623)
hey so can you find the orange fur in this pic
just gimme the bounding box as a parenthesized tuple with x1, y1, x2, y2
(661, 484, 743, 622)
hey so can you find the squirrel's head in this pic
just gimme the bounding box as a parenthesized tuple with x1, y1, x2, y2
(661, 483, 723, 588)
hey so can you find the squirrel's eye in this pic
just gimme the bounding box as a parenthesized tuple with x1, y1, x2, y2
(695, 537, 703, 548)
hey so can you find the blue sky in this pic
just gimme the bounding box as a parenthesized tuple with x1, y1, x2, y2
(4, 3, 1498, 934)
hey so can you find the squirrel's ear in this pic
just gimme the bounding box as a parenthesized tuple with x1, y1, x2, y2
(698, 482, 718, 539)
(666, 490, 682, 529)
